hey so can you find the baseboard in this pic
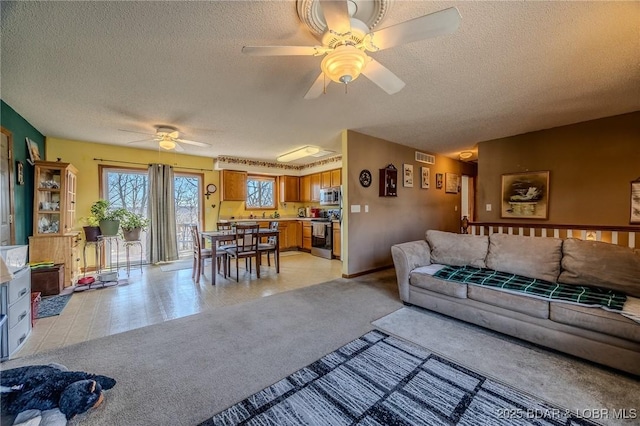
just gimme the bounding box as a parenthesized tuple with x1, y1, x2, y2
(342, 264, 393, 278)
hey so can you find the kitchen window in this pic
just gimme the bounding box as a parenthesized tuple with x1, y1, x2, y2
(246, 175, 276, 209)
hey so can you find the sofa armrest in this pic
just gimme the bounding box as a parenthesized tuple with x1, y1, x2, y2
(391, 240, 431, 302)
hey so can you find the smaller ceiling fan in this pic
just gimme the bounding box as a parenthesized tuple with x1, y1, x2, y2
(242, 0, 461, 99)
(119, 126, 211, 152)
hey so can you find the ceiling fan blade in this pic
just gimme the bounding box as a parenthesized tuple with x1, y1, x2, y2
(320, 0, 351, 34)
(126, 138, 155, 144)
(304, 73, 327, 100)
(362, 58, 406, 95)
(168, 131, 180, 139)
(119, 129, 154, 136)
(173, 143, 185, 152)
(368, 7, 461, 51)
(242, 46, 323, 56)
(176, 138, 211, 147)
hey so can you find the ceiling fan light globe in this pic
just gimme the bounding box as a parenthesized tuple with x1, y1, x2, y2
(321, 45, 368, 84)
(159, 139, 176, 150)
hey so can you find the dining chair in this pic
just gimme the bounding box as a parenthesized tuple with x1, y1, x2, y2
(258, 221, 279, 268)
(225, 223, 260, 281)
(189, 224, 227, 283)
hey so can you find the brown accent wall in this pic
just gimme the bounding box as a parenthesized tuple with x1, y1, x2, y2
(344, 130, 469, 276)
(477, 112, 640, 226)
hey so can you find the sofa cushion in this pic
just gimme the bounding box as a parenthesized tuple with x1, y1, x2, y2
(558, 239, 640, 298)
(425, 230, 488, 268)
(467, 285, 549, 319)
(410, 271, 467, 299)
(486, 233, 562, 282)
(550, 303, 640, 343)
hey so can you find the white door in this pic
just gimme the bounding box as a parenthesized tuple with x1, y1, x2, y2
(0, 128, 15, 245)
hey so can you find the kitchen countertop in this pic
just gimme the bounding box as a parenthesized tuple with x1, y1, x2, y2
(220, 218, 340, 223)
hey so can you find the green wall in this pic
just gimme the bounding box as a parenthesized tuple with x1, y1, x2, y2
(1, 100, 45, 244)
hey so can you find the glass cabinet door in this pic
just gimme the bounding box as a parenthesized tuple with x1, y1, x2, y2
(35, 166, 63, 234)
(65, 170, 76, 233)
(32, 161, 78, 236)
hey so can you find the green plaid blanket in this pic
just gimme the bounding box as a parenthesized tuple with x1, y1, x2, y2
(433, 265, 626, 310)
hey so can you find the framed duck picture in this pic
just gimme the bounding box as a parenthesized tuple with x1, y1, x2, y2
(501, 171, 550, 219)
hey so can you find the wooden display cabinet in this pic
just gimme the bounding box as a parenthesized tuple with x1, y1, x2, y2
(29, 233, 80, 287)
(379, 164, 398, 197)
(32, 161, 77, 236)
(29, 161, 80, 286)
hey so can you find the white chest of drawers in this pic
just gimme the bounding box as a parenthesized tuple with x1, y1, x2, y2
(1, 266, 32, 360)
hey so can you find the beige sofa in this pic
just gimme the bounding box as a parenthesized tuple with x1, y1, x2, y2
(391, 230, 640, 376)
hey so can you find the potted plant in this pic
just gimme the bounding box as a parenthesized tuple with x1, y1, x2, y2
(80, 212, 102, 242)
(120, 210, 149, 241)
(90, 199, 126, 236)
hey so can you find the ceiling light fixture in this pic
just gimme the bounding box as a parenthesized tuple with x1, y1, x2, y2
(321, 45, 368, 85)
(277, 146, 320, 162)
(159, 138, 176, 150)
(459, 151, 474, 160)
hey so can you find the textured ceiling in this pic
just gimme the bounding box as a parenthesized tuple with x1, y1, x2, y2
(1, 1, 638, 163)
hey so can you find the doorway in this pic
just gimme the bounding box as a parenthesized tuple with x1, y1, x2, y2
(0, 127, 15, 246)
(461, 175, 475, 228)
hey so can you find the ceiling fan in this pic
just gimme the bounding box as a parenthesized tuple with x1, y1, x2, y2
(119, 126, 211, 152)
(242, 0, 461, 99)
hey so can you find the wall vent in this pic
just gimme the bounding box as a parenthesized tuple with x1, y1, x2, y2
(415, 151, 435, 164)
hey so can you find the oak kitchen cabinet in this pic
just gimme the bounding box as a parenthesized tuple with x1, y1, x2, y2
(302, 221, 312, 251)
(332, 221, 341, 259)
(221, 170, 247, 201)
(279, 176, 300, 202)
(330, 169, 341, 187)
(310, 173, 321, 202)
(321, 171, 332, 189)
(300, 175, 311, 202)
(256, 221, 298, 250)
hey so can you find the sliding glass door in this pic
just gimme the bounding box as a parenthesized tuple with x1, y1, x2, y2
(101, 166, 202, 262)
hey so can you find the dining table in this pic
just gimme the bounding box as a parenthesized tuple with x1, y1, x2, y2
(201, 228, 280, 285)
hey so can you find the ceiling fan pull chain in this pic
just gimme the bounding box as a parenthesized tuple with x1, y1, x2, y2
(323, 73, 327, 95)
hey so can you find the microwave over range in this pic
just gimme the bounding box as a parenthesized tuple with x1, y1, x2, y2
(320, 186, 341, 206)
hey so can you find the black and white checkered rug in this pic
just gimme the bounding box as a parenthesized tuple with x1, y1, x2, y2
(200, 331, 598, 425)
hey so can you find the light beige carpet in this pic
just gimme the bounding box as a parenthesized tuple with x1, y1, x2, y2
(373, 306, 640, 426)
(1, 271, 401, 426)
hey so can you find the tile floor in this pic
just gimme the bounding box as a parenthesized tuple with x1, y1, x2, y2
(17, 251, 343, 358)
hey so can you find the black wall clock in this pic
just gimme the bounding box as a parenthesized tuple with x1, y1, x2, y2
(359, 169, 372, 187)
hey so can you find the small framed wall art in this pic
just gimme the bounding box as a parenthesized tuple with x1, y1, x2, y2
(435, 173, 443, 189)
(16, 161, 24, 185)
(445, 173, 459, 194)
(631, 179, 640, 224)
(421, 167, 430, 189)
(403, 164, 414, 187)
(26, 137, 41, 165)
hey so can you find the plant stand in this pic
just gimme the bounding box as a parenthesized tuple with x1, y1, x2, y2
(75, 235, 120, 291)
(123, 240, 143, 277)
